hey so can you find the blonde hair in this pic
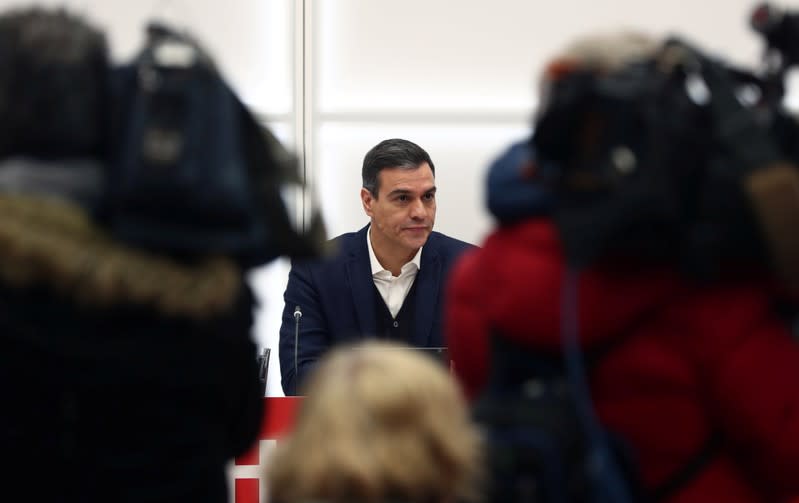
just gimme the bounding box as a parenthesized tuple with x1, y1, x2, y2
(267, 341, 482, 503)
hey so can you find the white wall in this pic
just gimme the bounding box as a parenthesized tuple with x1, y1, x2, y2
(4, 0, 798, 396)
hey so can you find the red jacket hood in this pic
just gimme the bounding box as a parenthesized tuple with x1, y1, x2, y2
(468, 219, 685, 351)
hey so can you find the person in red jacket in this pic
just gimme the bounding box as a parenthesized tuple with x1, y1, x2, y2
(445, 31, 799, 502)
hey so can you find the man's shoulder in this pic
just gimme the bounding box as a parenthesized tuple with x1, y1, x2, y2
(426, 231, 477, 257)
(292, 227, 366, 270)
(327, 228, 364, 247)
(325, 227, 368, 258)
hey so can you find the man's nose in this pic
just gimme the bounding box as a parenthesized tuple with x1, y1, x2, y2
(409, 198, 426, 219)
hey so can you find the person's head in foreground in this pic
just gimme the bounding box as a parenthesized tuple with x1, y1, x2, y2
(268, 341, 481, 503)
(0, 7, 109, 160)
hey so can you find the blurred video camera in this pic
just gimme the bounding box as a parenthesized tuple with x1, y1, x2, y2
(533, 3, 799, 285)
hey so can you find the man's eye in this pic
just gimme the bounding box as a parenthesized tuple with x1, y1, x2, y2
(397, 195, 408, 202)
(424, 193, 435, 201)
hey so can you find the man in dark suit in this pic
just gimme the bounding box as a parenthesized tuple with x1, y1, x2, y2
(279, 138, 474, 395)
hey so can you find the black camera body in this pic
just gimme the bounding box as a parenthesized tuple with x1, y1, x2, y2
(533, 4, 799, 282)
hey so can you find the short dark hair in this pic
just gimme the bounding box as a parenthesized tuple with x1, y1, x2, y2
(362, 138, 435, 196)
(0, 8, 109, 159)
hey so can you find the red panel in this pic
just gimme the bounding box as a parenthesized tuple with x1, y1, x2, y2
(235, 443, 260, 466)
(260, 396, 302, 439)
(234, 478, 259, 503)
(235, 397, 302, 466)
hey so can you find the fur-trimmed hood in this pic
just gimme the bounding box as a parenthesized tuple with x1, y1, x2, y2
(0, 193, 242, 319)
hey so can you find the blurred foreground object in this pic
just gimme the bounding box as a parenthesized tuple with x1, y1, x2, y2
(0, 8, 321, 502)
(267, 341, 482, 503)
(447, 23, 799, 503)
(104, 22, 325, 267)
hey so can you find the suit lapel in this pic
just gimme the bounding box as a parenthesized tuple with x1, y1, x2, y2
(413, 238, 441, 347)
(346, 225, 377, 337)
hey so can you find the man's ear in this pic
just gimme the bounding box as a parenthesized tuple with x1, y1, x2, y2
(361, 187, 375, 217)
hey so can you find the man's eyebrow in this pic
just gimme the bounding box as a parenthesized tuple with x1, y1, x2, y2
(386, 189, 411, 198)
(386, 186, 437, 198)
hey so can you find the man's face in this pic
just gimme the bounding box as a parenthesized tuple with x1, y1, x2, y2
(361, 163, 437, 258)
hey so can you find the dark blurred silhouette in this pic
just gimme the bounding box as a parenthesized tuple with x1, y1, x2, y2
(0, 7, 320, 502)
(446, 29, 799, 502)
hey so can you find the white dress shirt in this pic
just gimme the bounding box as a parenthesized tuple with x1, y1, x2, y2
(367, 226, 422, 318)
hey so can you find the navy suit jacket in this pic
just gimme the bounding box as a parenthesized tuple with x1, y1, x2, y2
(279, 224, 474, 395)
